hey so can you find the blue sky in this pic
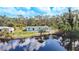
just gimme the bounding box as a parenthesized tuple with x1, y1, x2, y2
(0, 7, 78, 18)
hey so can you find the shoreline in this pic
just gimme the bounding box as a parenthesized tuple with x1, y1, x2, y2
(0, 29, 63, 42)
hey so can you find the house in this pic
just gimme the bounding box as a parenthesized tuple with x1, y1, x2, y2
(24, 26, 51, 32)
(0, 26, 14, 33)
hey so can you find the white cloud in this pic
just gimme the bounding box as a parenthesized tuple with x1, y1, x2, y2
(52, 7, 67, 12)
(72, 7, 79, 11)
(1, 7, 79, 17)
(51, 7, 68, 15)
(0, 7, 18, 15)
(25, 10, 39, 17)
(16, 10, 26, 15)
(37, 7, 53, 15)
(38, 7, 51, 12)
(16, 9, 39, 17)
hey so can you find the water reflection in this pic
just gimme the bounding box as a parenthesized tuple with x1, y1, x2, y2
(0, 35, 66, 51)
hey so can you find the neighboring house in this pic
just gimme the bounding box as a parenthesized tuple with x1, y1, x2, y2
(0, 26, 14, 33)
(24, 26, 51, 32)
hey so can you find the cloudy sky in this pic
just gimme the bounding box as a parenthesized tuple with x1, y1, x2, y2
(0, 7, 78, 17)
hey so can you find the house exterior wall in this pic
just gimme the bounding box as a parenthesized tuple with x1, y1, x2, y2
(25, 26, 51, 32)
(8, 27, 14, 33)
(0, 27, 14, 33)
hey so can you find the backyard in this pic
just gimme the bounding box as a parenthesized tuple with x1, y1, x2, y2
(11, 29, 39, 38)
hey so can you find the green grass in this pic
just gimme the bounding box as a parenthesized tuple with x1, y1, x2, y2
(0, 27, 58, 39)
(11, 29, 39, 38)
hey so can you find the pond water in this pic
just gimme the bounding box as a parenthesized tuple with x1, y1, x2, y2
(0, 36, 66, 51)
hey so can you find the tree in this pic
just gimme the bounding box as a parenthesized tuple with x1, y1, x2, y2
(67, 7, 74, 30)
(7, 23, 14, 27)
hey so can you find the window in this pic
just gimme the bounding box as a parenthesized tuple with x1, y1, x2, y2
(28, 28, 30, 30)
(39, 27, 40, 29)
(32, 28, 34, 31)
(0, 29, 1, 31)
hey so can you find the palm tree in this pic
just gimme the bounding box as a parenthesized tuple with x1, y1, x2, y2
(64, 8, 79, 51)
(67, 7, 74, 30)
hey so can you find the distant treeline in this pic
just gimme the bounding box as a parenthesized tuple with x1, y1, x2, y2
(0, 10, 79, 31)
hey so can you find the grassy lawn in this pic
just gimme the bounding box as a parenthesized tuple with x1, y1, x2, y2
(0, 27, 58, 39)
(11, 29, 39, 38)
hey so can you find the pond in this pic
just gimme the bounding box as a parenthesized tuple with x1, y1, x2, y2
(0, 35, 66, 51)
